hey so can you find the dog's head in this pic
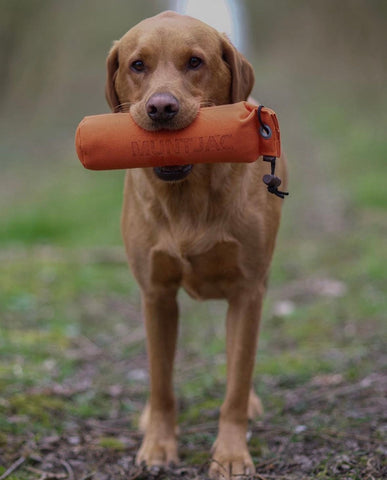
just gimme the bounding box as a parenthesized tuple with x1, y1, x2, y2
(106, 11, 254, 182)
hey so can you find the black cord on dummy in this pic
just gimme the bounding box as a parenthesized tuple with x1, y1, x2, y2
(257, 105, 289, 199)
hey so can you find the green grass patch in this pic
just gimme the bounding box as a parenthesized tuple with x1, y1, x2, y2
(6, 393, 67, 427)
(98, 436, 127, 451)
(0, 165, 124, 247)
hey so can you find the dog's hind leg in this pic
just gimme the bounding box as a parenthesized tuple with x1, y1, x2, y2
(248, 387, 264, 419)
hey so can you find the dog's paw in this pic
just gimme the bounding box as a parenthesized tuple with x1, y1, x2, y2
(248, 389, 264, 420)
(136, 432, 179, 467)
(139, 402, 180, 435)
(209, 450, 254, 479)
(209, 433, 254, 479)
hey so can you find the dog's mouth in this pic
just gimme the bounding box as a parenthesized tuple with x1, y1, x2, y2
(153, 165, 193, 182)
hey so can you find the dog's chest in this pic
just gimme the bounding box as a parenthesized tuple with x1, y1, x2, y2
(183, 240, 245, 299)
(151, 239, 245, 300)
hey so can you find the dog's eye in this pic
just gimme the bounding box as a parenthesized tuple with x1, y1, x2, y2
(188, 56, 203, 70)
(131, 60, 145, 72)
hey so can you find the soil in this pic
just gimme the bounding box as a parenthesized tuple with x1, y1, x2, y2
(2, 372, 385, 480)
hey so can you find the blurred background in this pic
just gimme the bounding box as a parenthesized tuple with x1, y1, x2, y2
(0, 0, 386, 477)
(1, 0, 386, 244)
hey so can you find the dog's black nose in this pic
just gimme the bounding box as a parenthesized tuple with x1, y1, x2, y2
(146, 93, 180, 122)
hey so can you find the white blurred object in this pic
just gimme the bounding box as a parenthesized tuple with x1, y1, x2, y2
(169, 0, 245, 51)
(273, 300, 296, 317)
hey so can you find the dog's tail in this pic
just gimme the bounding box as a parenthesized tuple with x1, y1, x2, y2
(169, 0, 245, 52)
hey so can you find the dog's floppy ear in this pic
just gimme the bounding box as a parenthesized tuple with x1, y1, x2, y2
(105, 41, 120, 112)
(222, 35, 255, 103)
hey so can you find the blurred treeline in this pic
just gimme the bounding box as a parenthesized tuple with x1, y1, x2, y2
(0, 1, 157, 145)
(1, 0, 385, 134)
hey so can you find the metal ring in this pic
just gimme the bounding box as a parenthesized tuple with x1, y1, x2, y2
(260, 124, 272, 139)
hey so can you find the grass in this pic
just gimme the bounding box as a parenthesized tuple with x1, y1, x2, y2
(0, 165, 124, 247)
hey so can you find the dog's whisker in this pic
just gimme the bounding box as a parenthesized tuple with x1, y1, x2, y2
(117, 101, 133, 113)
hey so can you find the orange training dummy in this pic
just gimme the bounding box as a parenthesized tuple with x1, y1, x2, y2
(75, 102, 281, 171)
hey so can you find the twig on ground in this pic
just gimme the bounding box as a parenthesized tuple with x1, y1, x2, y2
(255, 458, 280, 470)
(25, 466, 67, 479)
(254, 473, 268, 480)
(60, 460, 75, 480)
(0, 456, 26, 480)
(79, 472, 95, 480)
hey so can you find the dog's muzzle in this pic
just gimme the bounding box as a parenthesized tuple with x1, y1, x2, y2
(153, 164, 193, 182)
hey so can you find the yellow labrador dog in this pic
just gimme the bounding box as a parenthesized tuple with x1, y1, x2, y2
(105, 11, 287, 479)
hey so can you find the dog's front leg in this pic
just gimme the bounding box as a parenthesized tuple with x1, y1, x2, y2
(136, 289, 179, 467)
(209, 286, 264, 479)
